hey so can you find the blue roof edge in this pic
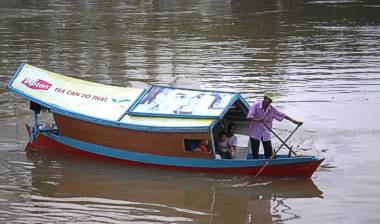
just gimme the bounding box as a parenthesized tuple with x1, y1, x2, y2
(7, 63, 25, 91)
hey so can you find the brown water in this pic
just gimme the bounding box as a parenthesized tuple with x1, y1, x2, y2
(1, 0, 380, 223)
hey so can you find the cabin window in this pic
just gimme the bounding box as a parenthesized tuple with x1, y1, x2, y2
(184, 139, 210, 153)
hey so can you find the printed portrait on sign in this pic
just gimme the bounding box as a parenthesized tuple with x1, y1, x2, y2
(131, 86, 235, 117)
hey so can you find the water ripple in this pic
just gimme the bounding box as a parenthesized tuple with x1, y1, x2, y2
(6, 195, 207, 223)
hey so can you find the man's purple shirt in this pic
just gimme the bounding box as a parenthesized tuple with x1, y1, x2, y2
(247, 101, 286, 141)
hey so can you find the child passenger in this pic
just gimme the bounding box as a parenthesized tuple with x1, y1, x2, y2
(217, 132, 234, 159)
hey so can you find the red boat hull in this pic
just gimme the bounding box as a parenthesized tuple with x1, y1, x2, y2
(26, 131, 323, 178)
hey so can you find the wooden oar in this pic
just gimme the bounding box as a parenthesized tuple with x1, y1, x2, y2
(253, 124, 301, 179)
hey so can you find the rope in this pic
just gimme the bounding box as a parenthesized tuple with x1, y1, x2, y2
(208, 187, 216, 224)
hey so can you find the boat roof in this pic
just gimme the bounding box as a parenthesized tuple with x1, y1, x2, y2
(8, 64, 249, 131)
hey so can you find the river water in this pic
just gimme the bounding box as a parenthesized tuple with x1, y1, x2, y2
(0, 0, 379, 223)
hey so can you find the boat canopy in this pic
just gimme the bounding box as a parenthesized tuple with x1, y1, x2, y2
(8, 64, 249, 129)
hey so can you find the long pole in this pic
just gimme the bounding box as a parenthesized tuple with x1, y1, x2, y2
(253, 124, 301, 179)
(263, 123, 298, 156)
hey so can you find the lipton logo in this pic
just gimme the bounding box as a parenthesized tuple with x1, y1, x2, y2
(21, 78, 52, 90)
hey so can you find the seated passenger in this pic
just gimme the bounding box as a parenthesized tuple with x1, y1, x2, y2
(226, 123, 238, 154)
(217, 132, 234, 159)
(194, 140, 209, 152)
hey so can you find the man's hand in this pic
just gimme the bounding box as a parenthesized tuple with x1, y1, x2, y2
(247, 117, 264, 122)
(257, 118, 264, 123)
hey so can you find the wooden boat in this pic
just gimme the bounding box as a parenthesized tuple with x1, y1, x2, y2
(8, 64, 323, 178)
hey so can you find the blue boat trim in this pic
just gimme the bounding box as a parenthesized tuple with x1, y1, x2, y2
(52, 108, 211, 133)
(46, 132, 320, 168)
(127, 111, 224, 119)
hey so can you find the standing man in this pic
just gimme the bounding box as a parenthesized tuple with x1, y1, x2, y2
(247, 91, 303, 159)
